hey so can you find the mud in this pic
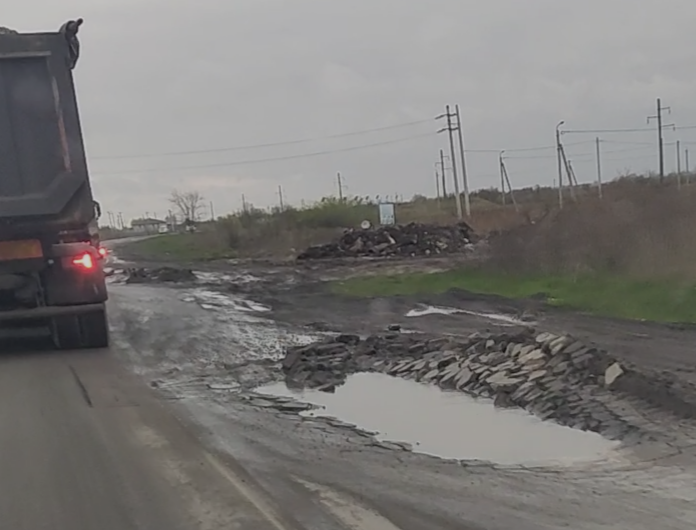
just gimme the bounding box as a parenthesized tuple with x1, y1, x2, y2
(100, 246, 696, 528)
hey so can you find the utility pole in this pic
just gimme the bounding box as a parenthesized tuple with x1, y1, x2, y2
(686, 149, 690, 185)
(278, 186, 284, 210)
(499, 151, 506, 205)
(437, 149, 449, 196)
(337, 172, 343, 201)
(209, 201, 215, 220)
(595, 137, 603, 199)
(498, 151, 518, 211)
(436, 106, 462, 219)
(454, 104, 471, 217)
(241, 194, 247, 212)
(647, 98, 672, 182)
(498, 151, 505, 206)
(558, 145, 577, 201)
(556, 120, 564, 208)
(434, 167, 441, 198)
(677, 140, 682, 188)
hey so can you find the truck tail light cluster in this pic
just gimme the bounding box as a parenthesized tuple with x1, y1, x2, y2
(72, 252, 94, 270)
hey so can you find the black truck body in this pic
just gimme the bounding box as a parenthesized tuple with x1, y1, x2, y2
(0, 20, 108, 349)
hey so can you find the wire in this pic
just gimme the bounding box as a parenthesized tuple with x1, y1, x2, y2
(562, 127, 653, 134)
(91, 131, 436, 175)
(465, 140, 593, 154)
(600, 139, 654, 146)
(505, 145, 657, 162)
(89, 118, 435, 160)
(563, 124, 696, 134)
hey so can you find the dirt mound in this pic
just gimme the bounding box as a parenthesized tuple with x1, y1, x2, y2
(125, 267, 197, 284)
(296, 222, 475, 260)
(279, 329, 672, 442)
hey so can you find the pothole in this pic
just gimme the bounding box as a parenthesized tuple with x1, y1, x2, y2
(256, 373, 621, 466)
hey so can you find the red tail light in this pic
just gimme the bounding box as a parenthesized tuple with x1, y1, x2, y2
(98, 247, 107, 258)
(72, 253, 94, 269)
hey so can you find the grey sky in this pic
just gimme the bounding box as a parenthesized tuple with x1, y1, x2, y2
(9, 1, 696, 221)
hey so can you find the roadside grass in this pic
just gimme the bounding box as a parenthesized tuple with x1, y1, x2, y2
(330, 268, 696, 323)
(120, 233, 236, 261)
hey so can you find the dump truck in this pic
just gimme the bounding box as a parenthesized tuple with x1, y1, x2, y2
(0, 19, 109, 349)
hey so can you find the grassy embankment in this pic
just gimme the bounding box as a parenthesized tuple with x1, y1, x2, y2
(119, 194, 535, 261)
(121, 175, 696, 323)
(120, 173, 685, 262)
(118, 232, 236, 262)
(331, 269, 696, 323)
(334, 179, 696, 324)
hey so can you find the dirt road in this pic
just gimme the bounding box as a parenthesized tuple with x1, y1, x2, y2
(81, 252, 696, 529)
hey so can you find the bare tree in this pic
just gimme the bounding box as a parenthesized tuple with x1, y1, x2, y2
(169, 190, 204, 222)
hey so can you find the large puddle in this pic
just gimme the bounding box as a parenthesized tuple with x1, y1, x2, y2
(257, 373, 620, 466)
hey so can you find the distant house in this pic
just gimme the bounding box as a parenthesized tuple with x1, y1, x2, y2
(131, 218, 167, 234)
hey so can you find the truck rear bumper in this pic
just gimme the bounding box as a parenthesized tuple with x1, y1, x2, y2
(0, 303, 105, 322)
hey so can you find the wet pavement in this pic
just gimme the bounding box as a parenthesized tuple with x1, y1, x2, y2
(96, 248, 696, 528)
(406, 304, 535, 327)
(256, 372, 620, 465)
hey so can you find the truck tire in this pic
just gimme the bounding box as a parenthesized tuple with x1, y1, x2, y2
(80, 309, 109, 348)
(52, 309, 109, 350)
(52, 315, 81, 350)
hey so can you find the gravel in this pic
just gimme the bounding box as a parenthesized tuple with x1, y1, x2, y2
(279, 328, 660, 442)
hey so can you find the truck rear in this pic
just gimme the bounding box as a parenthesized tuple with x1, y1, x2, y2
(0, 20, 108, 349)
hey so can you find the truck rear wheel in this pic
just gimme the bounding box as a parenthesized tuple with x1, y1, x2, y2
(52, 308, 109, 350)
(80, 309, 109, 348)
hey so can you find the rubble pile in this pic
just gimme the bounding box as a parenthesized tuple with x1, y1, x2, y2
(125, 267, 197, 284)
(281, 329, 642, 440)
(296, 222, 475, 260)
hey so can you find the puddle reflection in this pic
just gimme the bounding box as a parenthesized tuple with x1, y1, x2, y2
(257, 373, 620, 465)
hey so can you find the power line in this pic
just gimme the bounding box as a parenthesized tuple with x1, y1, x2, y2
(505, 145, 659, 161)
(465, 140, 593, 153)
(562, 127, 654, 134)
(89, 118, 435, 160)
(92, 131, 436, 175)
(562, 124, 696, 135)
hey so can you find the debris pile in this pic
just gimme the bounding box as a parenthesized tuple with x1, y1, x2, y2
(125, 267, 197, 284)
(281, 329, 642, 440)
(296, 222, 475, 260)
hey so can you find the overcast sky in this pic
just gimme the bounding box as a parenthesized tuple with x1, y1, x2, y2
(8, 1, 696, 222)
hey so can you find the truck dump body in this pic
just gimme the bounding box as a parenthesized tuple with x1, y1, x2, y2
(0, 21, 109, 350)
(0, 25, 94, 235)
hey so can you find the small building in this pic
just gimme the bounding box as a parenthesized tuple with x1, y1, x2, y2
(131, 218, 167, 234)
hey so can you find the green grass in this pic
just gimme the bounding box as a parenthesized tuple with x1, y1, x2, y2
(330, 268, 696, 323)
(120, 233, 235, 261)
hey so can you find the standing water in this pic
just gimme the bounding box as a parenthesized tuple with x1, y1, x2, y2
(257, 373, 621, 466)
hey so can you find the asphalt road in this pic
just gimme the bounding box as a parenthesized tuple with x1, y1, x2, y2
(4, 242, 696, 529)
(0, 340, 305, 529)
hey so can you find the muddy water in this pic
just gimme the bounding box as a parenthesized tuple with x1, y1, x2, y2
(257, 373, 620, 466)
(406, 304, 533, 326)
